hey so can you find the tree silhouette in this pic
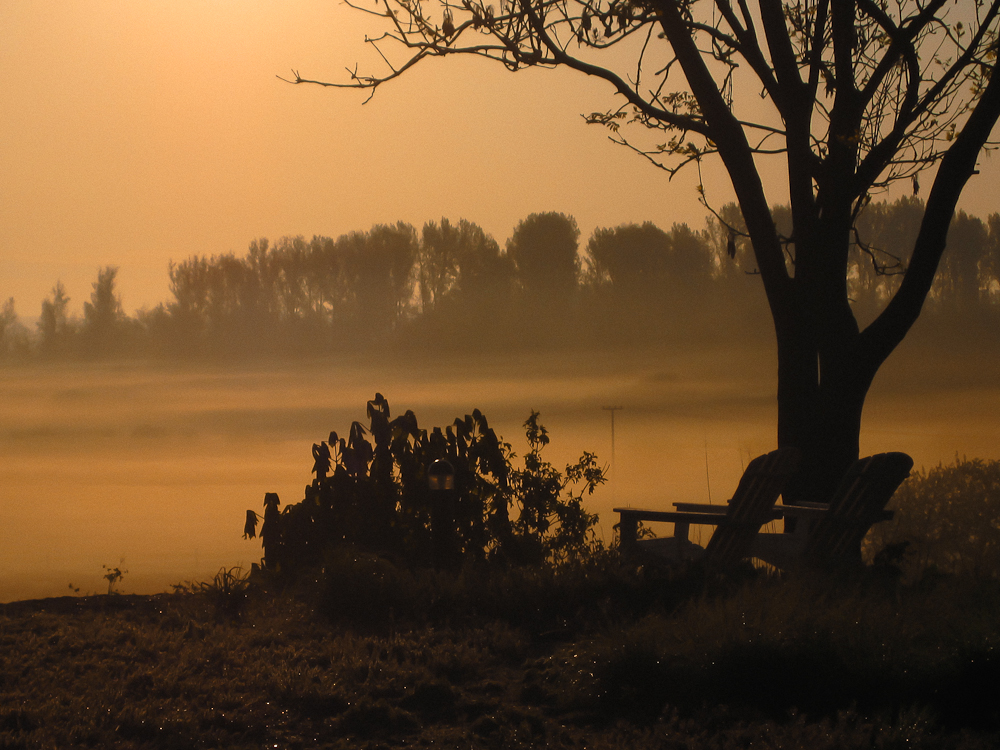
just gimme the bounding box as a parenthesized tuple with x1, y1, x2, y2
(294, 1, 1000, 502)
(988, 214, 1000, 301)
(418, 217, 512, 314)
(342, 223, 419, 337)
(0, 298, 16, 348)
(663, 222, 715, 302)
(38, 281, 74, 356)
(506, 212, 581, 298)
(167, 255, 212, 349)
(82, 266, 126, 356)
(301, 234, 353, 333)
(585, 222, 671, 293)
(417, 218, 463, 314)
(937, 211, 991, 312)
(0, 298, 29, 360)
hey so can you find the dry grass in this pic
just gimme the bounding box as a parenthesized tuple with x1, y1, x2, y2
(1, 570, 999, 749)
(1, 592, 530, 749)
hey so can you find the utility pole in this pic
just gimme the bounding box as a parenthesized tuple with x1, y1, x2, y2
(602, 405, 623, 503)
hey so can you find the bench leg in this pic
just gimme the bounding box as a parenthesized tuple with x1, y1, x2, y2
(618, 515, 638, 554)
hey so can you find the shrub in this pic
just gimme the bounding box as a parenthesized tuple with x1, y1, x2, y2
(244, 395, 605, 576)
(866, 456, 1000, 579)
(534, 575, 1000, 727)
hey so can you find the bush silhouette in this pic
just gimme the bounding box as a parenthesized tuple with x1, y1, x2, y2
(245, 395, 605, 577)
(866, 456, 1000, 579)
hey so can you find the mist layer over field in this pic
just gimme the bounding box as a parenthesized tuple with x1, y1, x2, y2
(2, 345, 998, 603)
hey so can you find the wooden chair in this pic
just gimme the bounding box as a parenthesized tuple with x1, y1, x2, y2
(750, 451, 914, 570)
(614, 448, 799, 569)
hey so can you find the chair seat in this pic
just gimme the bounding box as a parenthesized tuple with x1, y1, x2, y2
(751, 452, 913, 570)
(616, 448, 799, 570)
(636, 535, 706, 561)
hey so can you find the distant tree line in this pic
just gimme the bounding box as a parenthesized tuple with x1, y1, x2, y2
(2, 198, 999, 362)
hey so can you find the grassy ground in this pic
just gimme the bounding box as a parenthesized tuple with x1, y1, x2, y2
(2, 564, 1000, 749)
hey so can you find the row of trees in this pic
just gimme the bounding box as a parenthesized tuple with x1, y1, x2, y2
(3, 199, 1000, 361)
(725, 197, 1000, 326)
(0, 268, 143, 360)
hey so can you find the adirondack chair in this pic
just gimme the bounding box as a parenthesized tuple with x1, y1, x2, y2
(614, 448, 799, 569)
(750, 451, 914, 570)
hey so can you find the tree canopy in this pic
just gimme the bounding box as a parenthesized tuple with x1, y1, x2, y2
(506, 212, 581, 296)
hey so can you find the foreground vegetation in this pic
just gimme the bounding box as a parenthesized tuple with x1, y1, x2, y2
(4, 400, 999, 748)
(2, 563, 999, 749)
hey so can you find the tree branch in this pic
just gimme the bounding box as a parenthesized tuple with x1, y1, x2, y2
(863, 53, 1000, 365)
(654, 0, 792, 307)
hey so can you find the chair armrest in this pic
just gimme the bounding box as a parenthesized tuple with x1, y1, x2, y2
(615, 508, 782, 525)
(615, 508, 733, 525)
(615, 507, 782, 552)
(673, 502, 728, 514)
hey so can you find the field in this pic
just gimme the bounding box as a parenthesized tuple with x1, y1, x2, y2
(2, 563, 1000, 749)
(3, 342, 998, 602)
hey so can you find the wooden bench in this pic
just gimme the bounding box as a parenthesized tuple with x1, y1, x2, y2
(614, 448, 799, 569)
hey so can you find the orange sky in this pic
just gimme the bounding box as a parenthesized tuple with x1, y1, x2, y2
(2, 1, 999, 317)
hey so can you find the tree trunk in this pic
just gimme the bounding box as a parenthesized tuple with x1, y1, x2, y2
(778, 357, 872, 506)
(774, 297, 879, 508)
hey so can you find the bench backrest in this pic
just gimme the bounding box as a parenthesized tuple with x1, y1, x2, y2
(804, 451, 913, 567)
(704, 447, 800, 568)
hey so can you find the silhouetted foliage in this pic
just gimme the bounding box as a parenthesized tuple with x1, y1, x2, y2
(37, 281, 75, 357)
(506, 212, 581, 298)
(867, 456, 1000, 580)
(245, 395, 605, 576)
(508, 411, 604, 565)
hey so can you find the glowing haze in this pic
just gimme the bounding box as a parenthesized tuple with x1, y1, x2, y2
(0, 1, 714, 316)
(3, 2, 1000, 602)
(5, 2, 997, 319)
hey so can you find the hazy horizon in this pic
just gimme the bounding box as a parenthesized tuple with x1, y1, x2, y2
(2, 341, 998, 603)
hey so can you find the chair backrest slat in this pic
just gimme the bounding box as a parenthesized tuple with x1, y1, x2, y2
(705, 448, 799, 568)
(805, 452, 913, 567)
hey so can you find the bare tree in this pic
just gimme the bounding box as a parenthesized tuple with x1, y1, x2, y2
(287, 0, 1000, 502)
